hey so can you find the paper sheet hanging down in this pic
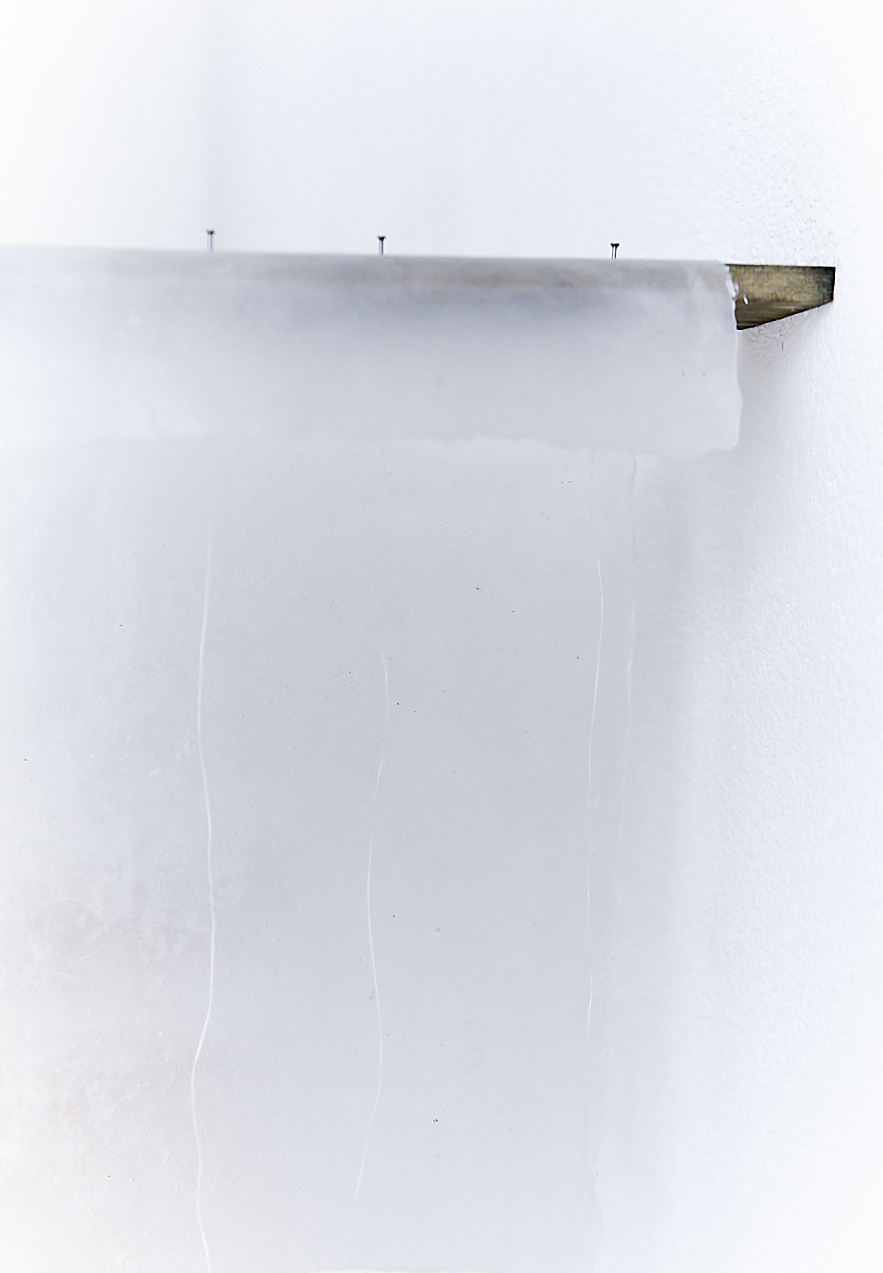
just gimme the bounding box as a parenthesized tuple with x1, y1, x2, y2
(0, 251, 739, 1273)
(0, 249, 739, 457)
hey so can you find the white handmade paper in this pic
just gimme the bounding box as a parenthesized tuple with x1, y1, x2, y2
(0, 250, 739, 1273)
(0, 249, 738, 457)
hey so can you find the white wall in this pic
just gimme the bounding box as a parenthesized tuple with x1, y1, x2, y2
(1, 2, 881, 1270)
(0, 0, 859, 264)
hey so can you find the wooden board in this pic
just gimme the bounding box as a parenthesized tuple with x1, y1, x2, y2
(727, 264, 835, 329)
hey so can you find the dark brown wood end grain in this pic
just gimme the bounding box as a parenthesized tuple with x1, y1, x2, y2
(727, 265, 835, 329)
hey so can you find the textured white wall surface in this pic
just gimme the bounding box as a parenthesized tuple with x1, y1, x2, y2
(0, 2, 881, 1271)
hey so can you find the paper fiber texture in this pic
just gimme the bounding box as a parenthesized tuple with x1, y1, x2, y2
(0, 251, 739, 1272)
(0, 249, 739, 457)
